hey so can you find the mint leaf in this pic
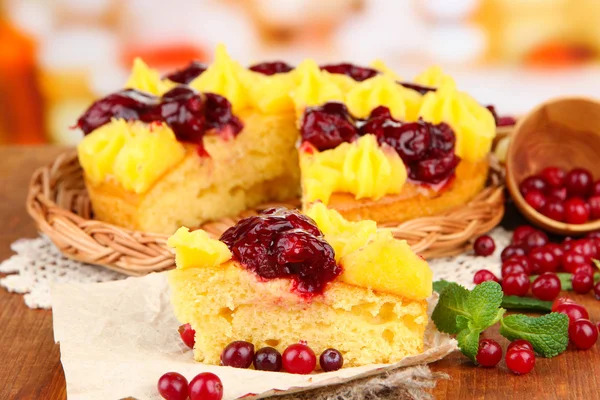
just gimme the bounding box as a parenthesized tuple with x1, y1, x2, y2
(502, 296, 552, 312)
(467, 281, 505, 330)
(431, 283, 469, 334)
(500, 313, 569, 357)
(433, 280, 452, 293)
(457, 327, 481, 362)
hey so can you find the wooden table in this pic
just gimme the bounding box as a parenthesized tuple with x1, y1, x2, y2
(1, 146, 599, 400)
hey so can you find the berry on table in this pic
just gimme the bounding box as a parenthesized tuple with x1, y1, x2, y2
(178, 323, 195, 349)
(555, 303, 590, 325)
(282, 342, 317, 374)
(507, 339, 534, 353)
(594, 282, 600, 300)
(473, 235, 496, 256)
(502, 256, 532, 275)
(524, 231, 549, 251)
(528, 246, 560, 273)
(501, 245, 528, 262)
(254, 347, 283, 372)
(473, 269, 500, 284)
(189, 372, 223, 400)
(158, 372, 189, 400)
(569, 319, 598, 350)
(476, 339, 502, 367)
(551, 297, 576, 312)
(561, 250, 591, 273)
(572, 273, 594, 294)
(501, 260, 529, 278)
(564, 198, 590, 224)
(531, 273, 561, 301)
(319, 348, 344, 372)
(502, 272, 530, 296)
(573, 264, 594, 276)
(221, 341, 255, 369)
(506, 347, 535, 375)
(568, 238, 598, 259)
(512, 226, 538, 245)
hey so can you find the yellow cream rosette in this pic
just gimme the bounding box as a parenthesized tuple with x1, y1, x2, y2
(167, 227, 232, 269)
(414, 65, 456, 89)
(125, 58, 175, 96)
(290, 60, 346, 112)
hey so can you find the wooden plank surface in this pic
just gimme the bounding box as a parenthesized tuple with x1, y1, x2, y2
(0, 146, 598, 400)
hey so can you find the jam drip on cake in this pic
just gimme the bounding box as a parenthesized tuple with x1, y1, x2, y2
(164, 61, 207, 84)
(301, 103, 460, 185)
(220, 208, 341, 296)
(76, 86, 243, 156)
(249, 61, 294, 75)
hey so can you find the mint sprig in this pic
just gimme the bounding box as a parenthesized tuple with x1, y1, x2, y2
(500, 313, 569, 357)
(501, 295, 552, 311)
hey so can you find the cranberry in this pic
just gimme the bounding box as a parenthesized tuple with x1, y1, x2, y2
(572, 272, 594, 294)
(475, 339, 502, 367)
(164, 61, 207, 84)
(547, 186, 568, 201)
(282, 343, 317, 374)
(189, 373, 223, 400)
(178, 323, 195, 349)
(221, 341, 255, 368)
(540, 166, 566, 188)
(220, 208, 340, 295)
(569, 319, 598, 350)
(524, 231, 549, 251)
(473, 269, 500, 284)
(506, 347, 535, 375)
(473, 235, 496, 256)
(556, 303, 590, 325)
(588, 196, 600, 220)
(525, 190, 546, 211)
(501, 244, 528, 261)
(301, 103, 358, 151)
(254, 347, 282, 372)
(545, 243, 564, 261)
(541, 198, 565, 221)
(551, 297, 577, 312)
(519, 176, 548, 196)
(158, 372, 188, 400)
(561, 250, 590, 273)
(507, 339, 534, 353)
(502, 256, 531, 276)
(531, 273, 561, 301)
(512, 226, 538, 245)
(249, 61, 293, 75)
(593, 180, 600, 196)
(594, 281, 600, 299)
(568, 238, 598, 258)
(565, 168, 594, 198)
(502, 272, 530, 296)
(528, 247, 560, 273)
(319, 348, 344, 372)
(320, 63, 379, 82)
(564, 198, 590, 224)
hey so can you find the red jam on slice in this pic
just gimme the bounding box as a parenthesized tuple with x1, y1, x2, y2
(319, 63, 379, 82)
(76, 86, 243, 156)
(396, 81, 437, 95)
(220, 207, 341, 296)
(249, 61, 294, 75)
(300, 102, 358, 151)
(164, 61, 207, 84)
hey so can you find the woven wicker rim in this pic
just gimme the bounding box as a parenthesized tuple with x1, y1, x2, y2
(26, 150, 505, 276)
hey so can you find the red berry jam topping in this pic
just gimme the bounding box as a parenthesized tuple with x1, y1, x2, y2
(300, 102, 358, 151)
(76, 87, 243, 156)
(319, 348, 344, 372)
(189, 372, 223, 400)
(220, 208, 341, 295)
(397, 81, 437, 95)
(254, 347, 283, 372)
(178, 323, 195, 349)
(486, 105, 517, 127)
(164, 61, 207, 84)
(158, 372, 189, 400)
(249, 61, 294, 75)
(320, 63, 379, 82)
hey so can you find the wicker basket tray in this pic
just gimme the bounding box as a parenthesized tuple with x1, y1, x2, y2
(26, 150, 505, 276)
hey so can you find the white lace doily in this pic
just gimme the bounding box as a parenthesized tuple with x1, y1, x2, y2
(0, 228, 511, 309)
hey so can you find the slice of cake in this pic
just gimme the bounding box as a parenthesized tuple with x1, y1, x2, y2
(167, 205, 432, 368)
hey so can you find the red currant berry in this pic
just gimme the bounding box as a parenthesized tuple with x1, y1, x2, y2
(541, 198, 565, 222)
(221, 341, 255, 369)
(524, 231, 549, 251)
(573, 263, 594, 276)
(473, 269, 500, 284)
(254, 347, 283, 372)
(507, 339, 534, 353)
(551, 297, 576, 312)
(569, 319, 598, 350)
(282, 343, 317, 374)
(545, 243, 564, 260)
(569, 238, 598, 258)
(178, 323, 195, 349)
(501, 245, 528, 262)
(502, 259, 529, 277)
(502, 272, 530, 296)
(319, 348, 344, 372)
(520, 176, 548, 196)
(528, 246, 560, 273)
(593, 180, 600, 196)
(565, 168, 593, 198)
(561, 250, 591, 273)
(556, 303, 590, 325)
(540, 166, 566, 188)
(572, 272, 594, 294)
(158, 372, 189, 400)
(476, 339, 502, 367)
(594, 281, 600, 300)
(588, 196, 600, 220)
(189, 373, 223, 400)
(525, 191, 546, 211)
(512, 226, 538, 245)
(473, 235, 496, 256)
(506, 347, 535, 375)
(564, 198, 590, 224)
(531, 273, 561, 301)
(547, 186, 567, 201)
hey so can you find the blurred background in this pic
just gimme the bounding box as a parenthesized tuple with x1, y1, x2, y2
(2, 0, 600, 145)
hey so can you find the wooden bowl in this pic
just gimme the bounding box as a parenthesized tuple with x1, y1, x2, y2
(506, 97, 600, 235)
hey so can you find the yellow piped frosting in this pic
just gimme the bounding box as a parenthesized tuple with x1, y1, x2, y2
(291, 60, 346, 111)
(419, 85, 496, 162)
(167, 227, 232, 269)
(125, 58, 174, 96)
(78, 119, 186, 193)
(414, 65, 456, 89)
(345, 75, 422, 121)
(300, 134, 407, 205)
(370, 59, 403, 81)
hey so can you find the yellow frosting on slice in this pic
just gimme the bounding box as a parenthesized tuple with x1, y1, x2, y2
(370, 59, 403, 81)
(247, 72, 297, 114)
(125, 58, 174, 95)
(300, 134, 407, 204)
(414, 65, 456, 89)
(345, 75, 422, 121)
(168, 227, 232, 269)
(291, 60, 345, 111)
(419, 85, 496, 162)
(78, 119, 186, 193)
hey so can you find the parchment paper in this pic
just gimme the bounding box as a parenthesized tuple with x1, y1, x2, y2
(51, 273, 457, 400)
